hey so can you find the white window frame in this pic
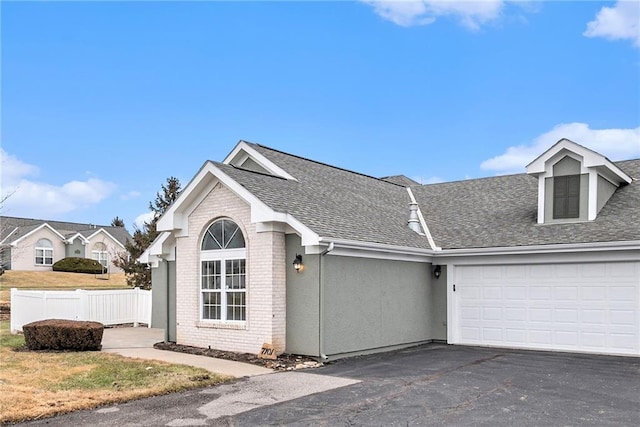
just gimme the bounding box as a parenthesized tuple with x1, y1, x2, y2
(91, 242, 109, 267)
(35, 239, 54, 266)
(201, 248, 246, 322)
(92, 250, 109, 267)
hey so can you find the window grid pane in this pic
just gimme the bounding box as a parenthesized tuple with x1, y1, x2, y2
(201, 219, 245, 251)
(201, 261, 221, 289)
(202, 291, 221, 320)
(225, 259, 246, 290)
(226, 292, 246, 321)
(35, 248, 53, 265)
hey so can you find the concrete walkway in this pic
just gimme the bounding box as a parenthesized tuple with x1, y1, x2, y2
(101, 327, 272, 378)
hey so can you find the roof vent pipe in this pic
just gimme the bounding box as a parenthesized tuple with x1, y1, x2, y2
(408, 202, 423, 234)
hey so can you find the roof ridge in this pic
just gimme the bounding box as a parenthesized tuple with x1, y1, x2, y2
(242, 141, 406, 188)
(0, 215, 115, 229)
(416, 172, 532, 187)
(416, 158, 640, 187)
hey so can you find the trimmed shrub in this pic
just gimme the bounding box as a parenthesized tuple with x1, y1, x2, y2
(23, 319, 104, 351)
(52, 257, 106, 274)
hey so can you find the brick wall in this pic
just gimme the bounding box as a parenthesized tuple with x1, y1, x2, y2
(175, 182, 287, 354)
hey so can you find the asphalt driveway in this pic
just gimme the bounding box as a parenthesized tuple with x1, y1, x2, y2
(19, 344, 640, 426)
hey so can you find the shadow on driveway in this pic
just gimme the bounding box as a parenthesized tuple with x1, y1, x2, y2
(236, 344, 640, 426)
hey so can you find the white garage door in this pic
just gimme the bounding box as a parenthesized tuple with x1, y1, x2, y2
(454, 262, 640, 356)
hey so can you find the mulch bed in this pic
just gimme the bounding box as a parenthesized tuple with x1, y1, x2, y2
(153, 341, 323, 371)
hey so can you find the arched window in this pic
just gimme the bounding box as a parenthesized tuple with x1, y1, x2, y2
(200, 219, 246, 322)
(35, 238, 53, 265)
(92, 242, 108, 267)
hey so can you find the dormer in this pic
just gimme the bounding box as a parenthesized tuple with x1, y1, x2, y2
(526, 139, 632, 224)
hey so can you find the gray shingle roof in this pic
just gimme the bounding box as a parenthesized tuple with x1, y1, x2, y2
(217, 143, 432, 249)
(380, 175, 421, 187)
(0, 216, 132, 246)
(214, 143, 639, 250)
(411, 159, 640, 249)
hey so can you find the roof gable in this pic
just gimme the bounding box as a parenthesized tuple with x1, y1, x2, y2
(224, 140, 298, 181)
(526, 138, 632, 185)
(0, 216, 132, 247)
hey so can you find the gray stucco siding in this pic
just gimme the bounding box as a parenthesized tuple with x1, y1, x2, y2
(65, 239, 85, 258)
(429, 265, 447, 341)
(151, 260, 177, 342)
(285, 234, 320, 356)
(322, 256, 434, 357)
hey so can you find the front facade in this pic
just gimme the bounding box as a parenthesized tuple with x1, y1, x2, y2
(144, 139, 639, 359)
(0, 217, 131, 273)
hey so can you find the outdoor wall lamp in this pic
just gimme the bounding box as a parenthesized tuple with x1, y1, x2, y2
(433, 265, 442, 279)
(293, 254, 303, 273)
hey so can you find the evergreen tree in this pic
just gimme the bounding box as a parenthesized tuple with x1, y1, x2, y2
(113, 177, 181, 289)
(110, 216, 125, 227)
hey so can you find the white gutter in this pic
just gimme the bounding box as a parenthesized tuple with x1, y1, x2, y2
(433, 240, 640, 258)
(318, 237, 435, 257)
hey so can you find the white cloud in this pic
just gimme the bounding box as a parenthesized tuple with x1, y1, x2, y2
(584, 1, 640, 47)
(0, 148, 116, 217)
(481, 123, 640, 174)
(134, 211, 156, 229)
(121, 190, 141, 201)
(1, 149, 39, 184)
(362, 0, 506, 29)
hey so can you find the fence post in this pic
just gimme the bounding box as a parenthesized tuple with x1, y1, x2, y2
(10, 288, 17, 333)
(147, 289, 152, 328)
(76, 289, 89, 321)
(133, 287, 139, 327)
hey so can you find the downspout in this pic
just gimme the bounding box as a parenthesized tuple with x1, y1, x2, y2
(318, 242, 334, 361)
(165, 258, 170, 343)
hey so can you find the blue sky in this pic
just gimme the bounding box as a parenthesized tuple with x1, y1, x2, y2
(2, 0, 639, 231)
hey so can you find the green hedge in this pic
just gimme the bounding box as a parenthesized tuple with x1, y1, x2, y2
(52, 257, 106, 274)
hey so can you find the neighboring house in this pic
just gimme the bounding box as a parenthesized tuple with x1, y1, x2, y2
(142, 139, 639, 358)
(0, 216, 132, 273)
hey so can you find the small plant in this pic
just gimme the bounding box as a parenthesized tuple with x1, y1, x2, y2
(22, 319, 104, 351)
(52, 257, 105, 274)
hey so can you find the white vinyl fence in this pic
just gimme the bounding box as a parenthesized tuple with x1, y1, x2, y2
(10, 288, 152, 333)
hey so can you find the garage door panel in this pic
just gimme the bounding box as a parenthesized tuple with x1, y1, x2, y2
(482, 328, 503, 341)
(455, 262, 640, 356)
(555, 308, 578, 322)
(609, 262, 638, 277)
(529, 286, 552, 300)
(580, 263, 606, 277)
(483, 287, 502, 299)
(555, 331, 578, 346)
(611, 286, 636, 300)
(461, 327, 480, 340)
(505, 287, 527, 300)
(582, 287, 607, 300)
(482, 307, 502, 320)
(555, 287, 578, 301)
(530, 329, 552, 344)
(556, 264, 580, 277)
(505, 308, 526, 321)
(610, 310, 636, 326)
